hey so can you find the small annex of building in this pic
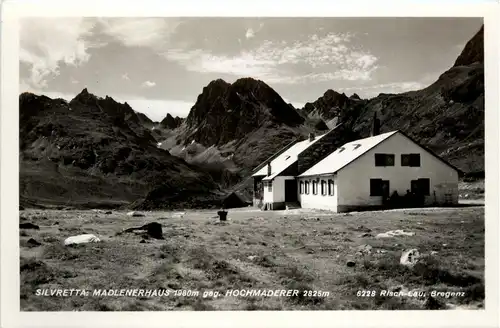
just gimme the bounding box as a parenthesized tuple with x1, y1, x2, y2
(251, 131, 328, 210)
(252, 114, 460, 212)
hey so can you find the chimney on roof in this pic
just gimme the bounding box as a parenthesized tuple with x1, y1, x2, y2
(308, 132, 315, 141)
(371, 111, 380, 136)
(267, 163, 271, 176)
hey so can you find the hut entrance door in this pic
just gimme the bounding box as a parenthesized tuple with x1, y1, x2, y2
(285, 180, 298, 202)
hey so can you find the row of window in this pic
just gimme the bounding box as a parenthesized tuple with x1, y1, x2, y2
(375, 153, 421, 167)
(370, 178, 430, 196)
(299, 179, 334, 196)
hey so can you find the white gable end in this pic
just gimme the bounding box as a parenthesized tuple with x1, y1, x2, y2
(297, 131, 459, 212)
(335, 131, 459, 209)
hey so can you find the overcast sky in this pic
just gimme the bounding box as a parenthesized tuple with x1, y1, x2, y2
(19, 17, 483, 121)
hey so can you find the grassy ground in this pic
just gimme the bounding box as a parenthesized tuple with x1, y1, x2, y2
(458, 180, 485, 200)
(19, 206, 484, 311)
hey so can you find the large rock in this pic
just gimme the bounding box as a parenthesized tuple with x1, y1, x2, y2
(376, 230, 415, 238)
(27, 238, 42, 247)
(127, 211, 145, 217)
(19, 222, 39, 230)
(64, 234, 101, 246)
(140, 222, 163, 239)
(400, 249, 420, 267)
(121, 222, 163, 239)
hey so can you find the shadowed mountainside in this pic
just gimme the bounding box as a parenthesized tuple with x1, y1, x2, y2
(19, 90, 219, 209)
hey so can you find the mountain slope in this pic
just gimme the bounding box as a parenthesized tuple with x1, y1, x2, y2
(182, 77, 305, 146)
(299, 25, 484, 174)
(19, 90, 218, 209)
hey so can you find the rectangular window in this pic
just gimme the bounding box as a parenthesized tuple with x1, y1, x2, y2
(305, 181, 310, 195)
(328, 179, 334, 196)
(321, 180, 327, 196)
(401, 154, 410, 166)
(409, 154, 421, 167)
(401, 154, 421, 167)
(375, 153, 395, 167)
(267, 181, 272, 192)
(312, 181, 318, 195)
(299, 181, 304, 194)
(411, 178, 430, 195)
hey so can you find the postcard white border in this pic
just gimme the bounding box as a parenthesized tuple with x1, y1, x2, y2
(1, 1, 499, 327)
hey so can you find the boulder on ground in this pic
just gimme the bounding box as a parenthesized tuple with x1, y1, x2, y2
(27, 238, 41, 247)
(121, 222, 163, 239)
(20, 223, 39, 230)
(64, 234, 101, 246)
(141, 222, 163, 239)
(127, 211, 144, 217)
(400, 248, 420, 267)
(376, 230, 415, 238)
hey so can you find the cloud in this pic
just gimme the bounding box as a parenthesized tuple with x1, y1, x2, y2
(166, 49, 275, 76)
(97, 18, 181, 49)
(122, 73, 130, 81)
(19, 18, 98, 89)
(19, 18, 181, 90)
(338, 81, 426, 98)
(164, 32, 378, 83)
(141, 80, 157, 88)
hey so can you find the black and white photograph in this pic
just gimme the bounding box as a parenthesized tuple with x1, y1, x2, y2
(1, 0, 499, 326)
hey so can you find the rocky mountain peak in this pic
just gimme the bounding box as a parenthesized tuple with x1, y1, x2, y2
(301, 88, 355, 121)
(71, 87, 100, 105)
(160, 113, 183, 129)
(453, 25, 484, 67)
(182, 77, 305, 147)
